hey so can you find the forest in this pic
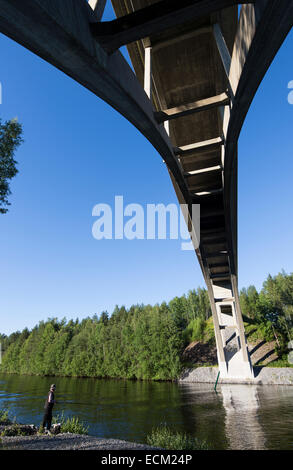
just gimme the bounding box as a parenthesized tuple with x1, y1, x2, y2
(0, 271, 292, 380)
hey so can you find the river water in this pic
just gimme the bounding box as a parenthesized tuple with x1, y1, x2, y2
(0, 373, 292, 450)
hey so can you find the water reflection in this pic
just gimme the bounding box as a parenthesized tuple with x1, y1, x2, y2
(177, 382, 227, 449)
(0, 374, 292, 449)
(220, 384, 266, 450)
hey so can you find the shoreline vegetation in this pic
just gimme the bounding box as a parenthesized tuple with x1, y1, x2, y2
(0, 409, 208, 450)
(1, 271, 292, 381)
(0, 408, 88, 437)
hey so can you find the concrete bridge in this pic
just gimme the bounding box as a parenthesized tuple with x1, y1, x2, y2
(0, 0, 292, 379)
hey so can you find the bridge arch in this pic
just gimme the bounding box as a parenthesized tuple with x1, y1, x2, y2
(0, 0, 292, 379)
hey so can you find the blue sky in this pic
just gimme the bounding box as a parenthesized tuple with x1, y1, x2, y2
(0, 5, 292, 335)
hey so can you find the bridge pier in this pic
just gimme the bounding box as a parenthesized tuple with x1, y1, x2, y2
(212, 283, 254, 380)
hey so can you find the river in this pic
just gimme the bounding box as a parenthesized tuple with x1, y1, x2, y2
(0, 373, 292, 450)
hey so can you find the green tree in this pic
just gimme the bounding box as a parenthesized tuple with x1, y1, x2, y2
(0, 118, 23, 213)
(1, 272, 292, 379)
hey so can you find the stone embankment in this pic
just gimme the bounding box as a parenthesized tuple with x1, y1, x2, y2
(179, 366, 293, 385)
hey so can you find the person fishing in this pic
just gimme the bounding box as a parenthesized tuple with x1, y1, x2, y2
(42, 384, 56, 433)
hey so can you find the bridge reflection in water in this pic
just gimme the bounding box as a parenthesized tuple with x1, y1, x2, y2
(220, 384, 265, 450)
(179, 382, 266, 449)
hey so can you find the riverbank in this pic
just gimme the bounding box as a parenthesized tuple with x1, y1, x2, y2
(1, 433, 157, 450)
(179, 366, 293, 385)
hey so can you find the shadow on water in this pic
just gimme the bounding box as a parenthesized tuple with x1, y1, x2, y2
(0, 373, 292, 449)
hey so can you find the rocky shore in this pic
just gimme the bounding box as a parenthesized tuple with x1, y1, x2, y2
(1, 432, 156, 450)
(0, 421, 156, 450)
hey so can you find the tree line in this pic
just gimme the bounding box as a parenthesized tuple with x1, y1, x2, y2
(1, 271, 292, 380)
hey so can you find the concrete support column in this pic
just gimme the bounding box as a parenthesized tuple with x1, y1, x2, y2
(164, 120, 170, 136)
(88, 0, 107, 21)
(212, 283, 254, 379)
(231, 275, 251, 365)
(213, 23, 234, 101)
(206, 282, 226, 368)
(144, 46, 152, 100)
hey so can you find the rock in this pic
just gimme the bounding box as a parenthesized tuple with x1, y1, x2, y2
(1, 433, 159, 450)
(182, 341, 217, 365)
(51, 423, 61, 434)
(248, 340, 278, 365)
(1, 424, 38, 436)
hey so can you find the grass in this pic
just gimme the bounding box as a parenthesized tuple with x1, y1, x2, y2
(263, 355, 293, 368)
(52, 412, 89, 435)
(1, 424, 26, 437)
(146, 424, 210, 450)
(0, 409, 10, 424)
(244, 321, 277, 343)
(0, 407, 89, 438)
(181, 361, 216, 370)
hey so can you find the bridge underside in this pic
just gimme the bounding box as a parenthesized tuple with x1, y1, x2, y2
(0, 0, 292, 379)
(109, 0, 252, 379)
(108, 0, 292, 379)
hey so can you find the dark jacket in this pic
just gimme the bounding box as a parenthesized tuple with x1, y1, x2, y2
(44, 391, 55, 410)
